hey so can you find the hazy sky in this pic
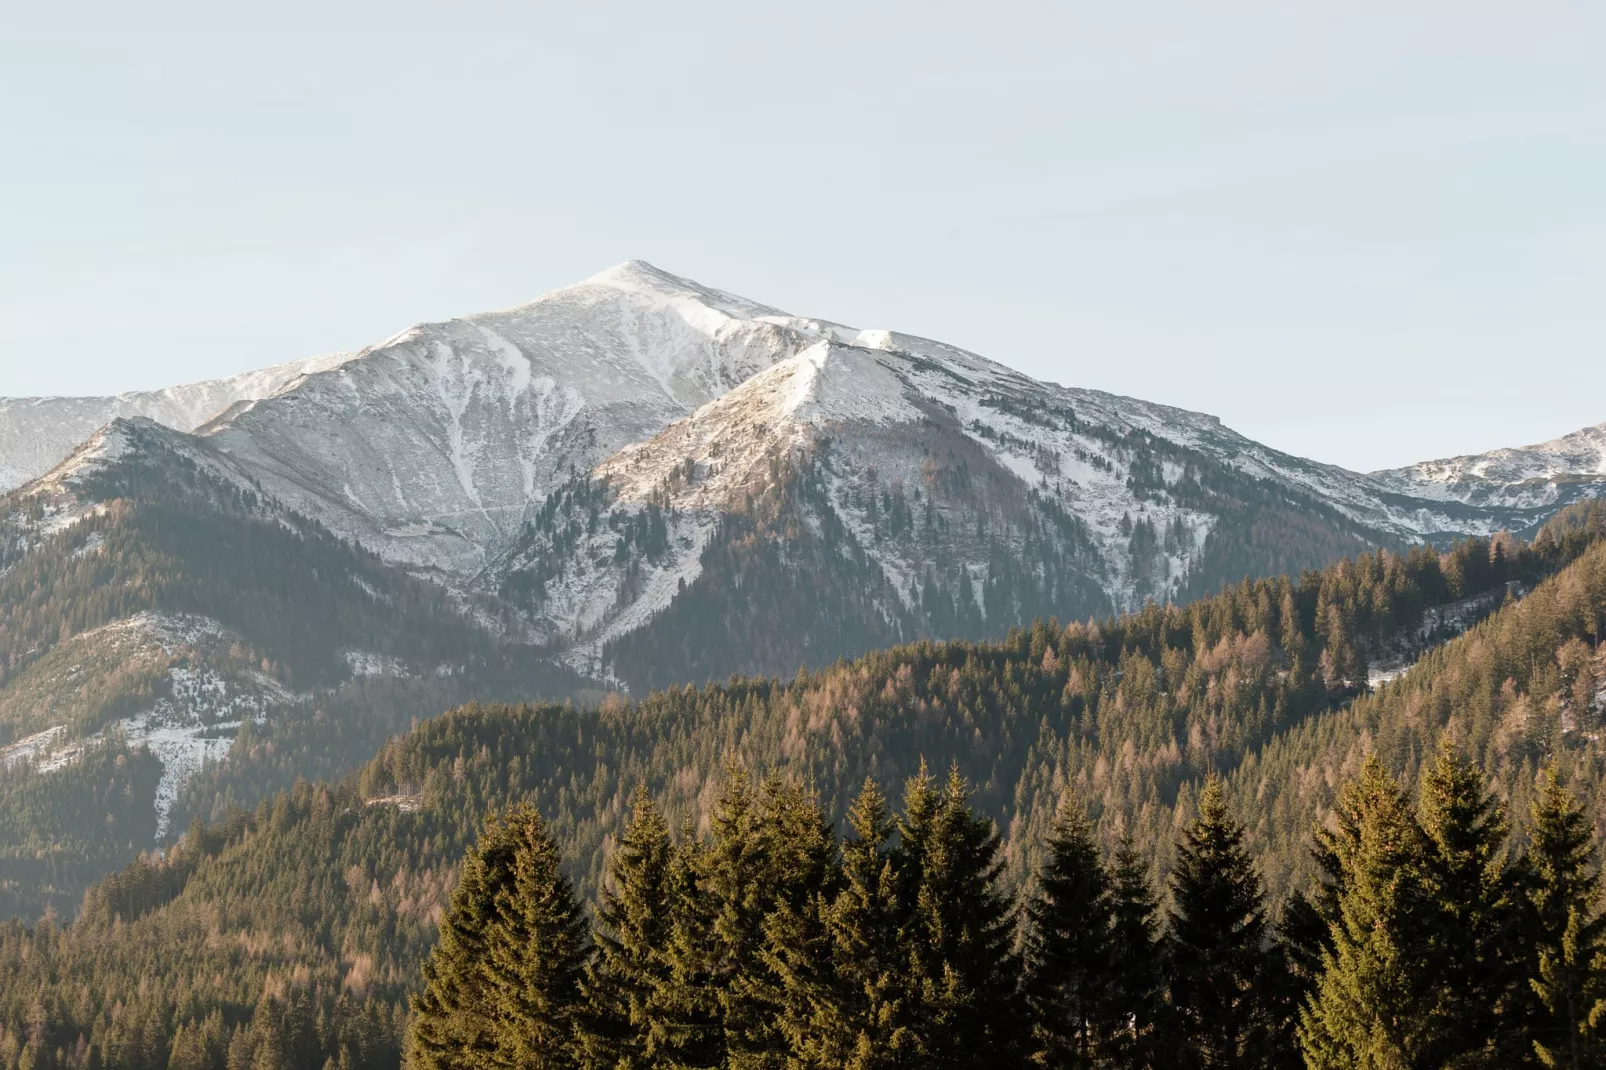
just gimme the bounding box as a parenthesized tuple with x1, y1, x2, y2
(2, 2, 1601, 472)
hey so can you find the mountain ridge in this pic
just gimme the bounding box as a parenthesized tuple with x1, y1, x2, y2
(0, 351, 354, 492)
(1371, 420, 1606, 509)
(0, 259, 1602, 930)
(4, 262, 1602, 682)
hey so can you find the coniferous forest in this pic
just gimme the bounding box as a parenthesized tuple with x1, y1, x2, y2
(405, 751, 1606, 1069)
(0, 503, 1602, 1068)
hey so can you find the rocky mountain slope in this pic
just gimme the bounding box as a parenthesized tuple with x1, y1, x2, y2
(193, 262, 822, 579)
(0, 351, 353, 493)
(0, 417, 586, 917)
(0, 260, 1601, 899)
(0, 506, 1599, 1069)
(5, 261, 1602, 691)
(1373, 420, 1606, 512)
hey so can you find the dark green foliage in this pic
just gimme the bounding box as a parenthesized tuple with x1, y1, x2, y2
(1298, 754, 1605, 1070)
(0, 506, 1603, 1068)
(1104, 835, 1168, 1069)
(896, 767, 1025, 1067)
(1415, 741, 1533, 1068)
(0, 742, 162, 921)
(576, 790, 674, 1069)
(770, 779, 911, 1069)
(1527, 771, 1606, 1069)
(1023, 795, 1117, 1068)
(406, 805, 590, 1069)
(1298, 757, 1438, 1068)
(1165, 777, 1279, 1068)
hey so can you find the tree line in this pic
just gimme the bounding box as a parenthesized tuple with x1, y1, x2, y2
(407, 749, 1606, 1070)
(0, 507, 1602, 1069)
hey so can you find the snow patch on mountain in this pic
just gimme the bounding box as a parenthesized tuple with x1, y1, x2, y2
(596, 343, 921, 511)
(0, 352, 354, 492)
(1372, 422, 1606, 510)
(6, 259, 1601, 681)
(0, 727, 68, 769)
(189, 262, 826, 580)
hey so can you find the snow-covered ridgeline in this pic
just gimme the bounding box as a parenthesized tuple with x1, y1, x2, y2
(0, 352, 354, 492)
(3, 259, 1602, 676)
(1371, 422, 1606, 507)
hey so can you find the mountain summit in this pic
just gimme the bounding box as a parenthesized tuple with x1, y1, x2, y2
(4, 261, 1600, 629)
(1, 260, 1603, 915)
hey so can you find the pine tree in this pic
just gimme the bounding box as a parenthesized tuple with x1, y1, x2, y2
(406, 804, 591, 1070)
(735, 776, 837, 1069)
(1298, 756, 1436, 1069)
(1415, 740, 1532, 1067)
(1527, 769, 1606, 1069)
(769, 778, 912, 1069)
(1106, 834, 1167, 1070)
(579, 789, 676, 1070)
(1166, 776, 1279, 1069)
(1023, 793, 1116, 1068)
(408, 808, 526, 1070)
(896, 764, 1026, 1068)
(653, 826, 724, 1069)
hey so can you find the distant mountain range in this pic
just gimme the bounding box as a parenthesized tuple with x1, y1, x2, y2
(0, 261, 1601, 913)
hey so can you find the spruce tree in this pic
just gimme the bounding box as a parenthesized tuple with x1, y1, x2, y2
(1272, 891, 1327, 1004)
(896, 764, 1026, 1068)
(1415, 740, 1531, 1067)
(407, 807, 528, 1070)
(769, 778, 912, 1069)
(1166, 776, 1279, 1069)
(481, 805, 592, 1068)
(1023, 793, 1116, 1068)
(651, 829, 724, 1069)
(1106, 834, 1167, 1070)
(1527, 769, 1606, 1069)
(702, 768, 766, 1068)
(579, 788, 676, 1070)
(406, 804, 591, 1070)
(735, 776, 837, 1069)
(656, 772, 837, 1070)
(1298, 756, 1436, 1069)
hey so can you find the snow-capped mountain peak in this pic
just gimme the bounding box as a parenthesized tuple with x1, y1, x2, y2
(169, 263, 831, 577)
(6, 261, 1604, 658)
(596, 341, 924, 509)
(0, 352, 355, 492)
(580, 259, 790, 322)
(1371, 421, 1606, 509)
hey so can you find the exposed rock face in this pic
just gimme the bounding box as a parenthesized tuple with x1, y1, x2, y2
(1372, 422, 1606, 515)
(4, 260, 1601, 686)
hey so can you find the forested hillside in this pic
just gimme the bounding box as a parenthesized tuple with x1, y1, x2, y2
(0, 419, 587, 920)
(0, 504, 1602, 1068)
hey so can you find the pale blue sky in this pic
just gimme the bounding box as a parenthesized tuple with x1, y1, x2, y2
(2, 1, 1601, 471)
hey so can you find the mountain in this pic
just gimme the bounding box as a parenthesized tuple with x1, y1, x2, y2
(0, 416, 586, 919)
(2, 260, 1602, 915)
(0, 351, 353, 493)
(22, 263, 1581, 676)
(1373, 421, 1606, 512)
(0, 505, 1600, 1069)
(191, 262, 827, 580)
